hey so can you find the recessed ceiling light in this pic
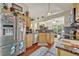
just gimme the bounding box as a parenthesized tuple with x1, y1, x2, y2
(41, 16, 44, 18)
(47, 12, 52, 16)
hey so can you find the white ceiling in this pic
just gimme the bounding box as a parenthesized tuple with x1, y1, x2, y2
(20, 3, 73, 20)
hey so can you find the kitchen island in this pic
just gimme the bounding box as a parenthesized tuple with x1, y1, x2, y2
(38, 30, 54, 46)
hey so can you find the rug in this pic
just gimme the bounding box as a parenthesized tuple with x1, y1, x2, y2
(29, 47, 48, 56)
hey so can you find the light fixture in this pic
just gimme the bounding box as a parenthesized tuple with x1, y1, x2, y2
(47, 3, 52, 16)
(53, 21, 56, 24)
(48, 12, 52, 16)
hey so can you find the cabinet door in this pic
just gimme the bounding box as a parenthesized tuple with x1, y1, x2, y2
(76, 4, 79, 21)
(46, 33, 50, 43)
(46, 33, 54, 44)
(26, 34, 32, 48)
(59, 49, 77, 56)
(76, 4, 79, 12)
(50, 33, 54, 44)
(47, 33, 51, 44)
(39, 33, 46, 42)
(26, 17, 31, 28)
(26, 35, 29, 48)
(76, 32, 79, 40)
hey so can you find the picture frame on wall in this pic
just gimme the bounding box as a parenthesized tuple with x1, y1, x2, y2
(12, 3, 23, 12)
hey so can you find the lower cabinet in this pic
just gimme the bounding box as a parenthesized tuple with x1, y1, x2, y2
(76, 32, 79, 40)
(38, 32, 54, 44)
(46, 33, 54, 44)
(57, 49, 77, 56)
(38, 33, 47, 43)
(26, 33, 33, 48)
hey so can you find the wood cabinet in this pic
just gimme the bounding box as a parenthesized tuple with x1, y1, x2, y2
(57, 48, 77, 56)
(26, 17, 31, 29)
(38, 33, 47, 43)
(76, 4, 79, 12)
(76, 32, 79, 40)
(38, 32, 54, 44)
(46, 33, 51, 44)
(50, 33, 54, 44)
(46, 33, 54, 44)
(75, 4, 79, 21)
(26, 33, 33, 48)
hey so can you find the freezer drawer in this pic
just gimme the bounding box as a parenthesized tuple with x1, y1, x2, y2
(0, 43, 16, 56)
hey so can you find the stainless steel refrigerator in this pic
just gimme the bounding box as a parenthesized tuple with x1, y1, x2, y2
(16, 14, 26, 55)
(0, 9, 16, 56)
(0, 3, 26, 56)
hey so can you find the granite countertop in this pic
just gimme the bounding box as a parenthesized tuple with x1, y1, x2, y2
(56, 42, 79, 55)
(26, 32, 32, 34)
(38, 30, 53, 33)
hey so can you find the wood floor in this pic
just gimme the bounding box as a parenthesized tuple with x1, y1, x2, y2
(19, 43, 40, 56)
(18, 43, 52, 56)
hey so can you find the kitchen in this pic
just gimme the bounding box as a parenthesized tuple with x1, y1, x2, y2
(0, 3, 79, 56)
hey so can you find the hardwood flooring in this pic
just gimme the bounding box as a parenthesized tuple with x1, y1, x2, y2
(18, 43, 52, 56)
(19, 43, 40, 56)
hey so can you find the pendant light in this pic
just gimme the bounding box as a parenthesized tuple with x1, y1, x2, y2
(47, 3, 52, 16)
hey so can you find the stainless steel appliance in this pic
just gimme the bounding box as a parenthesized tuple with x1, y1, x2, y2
(16, 15, 26, 55)
(0, 9, 16, 56)
(0, 3, 26, 56)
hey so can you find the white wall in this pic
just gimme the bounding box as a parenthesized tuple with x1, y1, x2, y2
(6, 3, 73, 28)
(32, 16, 64, 30)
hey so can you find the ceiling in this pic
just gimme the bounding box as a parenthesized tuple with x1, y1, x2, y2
(20, 3, 73, 20)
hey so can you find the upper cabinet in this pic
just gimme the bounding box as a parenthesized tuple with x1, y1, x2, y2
(26, 16, 31, 29)
(75, 4, 79, 21)
(76, 4, 79, 12)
